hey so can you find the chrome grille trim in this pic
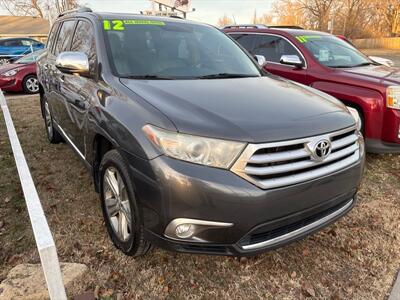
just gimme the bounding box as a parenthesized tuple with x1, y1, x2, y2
(231, 126, 363, 189)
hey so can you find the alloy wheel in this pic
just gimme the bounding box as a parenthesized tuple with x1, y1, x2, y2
(103, 167, 132, 242)
(26, 77, 39, 93)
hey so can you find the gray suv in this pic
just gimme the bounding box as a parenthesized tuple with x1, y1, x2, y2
(37, 8, 365, 256)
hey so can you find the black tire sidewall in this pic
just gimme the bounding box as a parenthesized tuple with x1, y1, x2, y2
(99, 150, 143, 255)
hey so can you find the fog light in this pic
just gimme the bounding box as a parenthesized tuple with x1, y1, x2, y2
(165, 218, 234, 242)
(175, 224, 195, 238)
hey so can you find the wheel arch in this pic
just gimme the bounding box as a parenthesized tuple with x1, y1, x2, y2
(92, 133, 115, 192)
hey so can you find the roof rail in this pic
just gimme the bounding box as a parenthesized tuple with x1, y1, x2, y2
(268, 25, 304, 29)
(58, 7, 92, 18)
(169, 15, 183, 19)
(222, 24, 268, 30)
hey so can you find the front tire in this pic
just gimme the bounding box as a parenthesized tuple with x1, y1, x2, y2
(100, 149, 152, 257)
(42, 97, 63, 144)
(22, 75, 40, 94)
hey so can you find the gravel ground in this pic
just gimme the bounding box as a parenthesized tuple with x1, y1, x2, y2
(0, 95, 400, 299)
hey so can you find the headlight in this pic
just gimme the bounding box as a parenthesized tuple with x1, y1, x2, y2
(347, 107, 362, 131)
(2, 68, 19, 77)
(143, 125, 246, 169)
(387, 86, 400, 110)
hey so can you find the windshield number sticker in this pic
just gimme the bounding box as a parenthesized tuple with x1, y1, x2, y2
(103, 19, 165, 31)
(296, 35, 322, 43)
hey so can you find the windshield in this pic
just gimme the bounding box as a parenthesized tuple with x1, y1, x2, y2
(103, 19, 261, 79)
(298, 35, 372, 68)
(15, 49, 45, 64)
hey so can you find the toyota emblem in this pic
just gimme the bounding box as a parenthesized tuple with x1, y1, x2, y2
(311, 139, 332, 161)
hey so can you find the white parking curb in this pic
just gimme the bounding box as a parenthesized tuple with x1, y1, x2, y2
(390, 271, 400, 300)
(0, 91, 67, 300)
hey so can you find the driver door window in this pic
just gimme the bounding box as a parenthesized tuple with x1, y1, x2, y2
(254, 34, 308, 84)
(253, 35, 303, 65)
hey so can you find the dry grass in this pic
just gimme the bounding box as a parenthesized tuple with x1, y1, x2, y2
(0, 94, 399, 299)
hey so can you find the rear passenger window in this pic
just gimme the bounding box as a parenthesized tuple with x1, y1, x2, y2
(253, 35, 303, 64)
(71, 20, 97, 71)
(230, 34, 257, 52)
(3, 40, 21, 47)
(54, 20, 75, 56)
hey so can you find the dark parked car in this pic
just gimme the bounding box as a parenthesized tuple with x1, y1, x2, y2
(0, 38, 45, 65)
(0, 49, 44, 94)
(224, 25, 400, 153)
(37, 9, 365, 257)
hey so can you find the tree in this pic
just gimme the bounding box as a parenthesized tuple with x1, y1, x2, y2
(0, 0, 78, 20)
(253, 13, 274, 25)
(272, 0, 310, 28)
(217, 14, 233, 26)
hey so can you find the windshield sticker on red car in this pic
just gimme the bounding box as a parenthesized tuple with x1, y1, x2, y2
(103, 19, 165, 31)
(296, 35, 322, 43)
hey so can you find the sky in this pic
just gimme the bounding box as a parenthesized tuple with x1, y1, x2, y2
(0, 0, 275, 25)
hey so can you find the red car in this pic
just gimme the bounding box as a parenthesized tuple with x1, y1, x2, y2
(223, 25, 400, 153)
(0, 49, 44, 94)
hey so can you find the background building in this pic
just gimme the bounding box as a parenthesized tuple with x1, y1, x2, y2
(0, 16, 49, 42)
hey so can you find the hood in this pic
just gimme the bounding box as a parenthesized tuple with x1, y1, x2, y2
(121, 76, 354, 143)
(342, 64, 400, 85)
(0, 63, 21, 74)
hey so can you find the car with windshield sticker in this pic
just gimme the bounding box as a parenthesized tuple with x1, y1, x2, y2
(37, 9, 365, 256)
(224, 25, 400, 153)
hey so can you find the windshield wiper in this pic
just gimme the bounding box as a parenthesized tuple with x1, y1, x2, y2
(350, 62, 374, 67)
(198, 73, 259, 79)
(331, 62, 373, 68)
(122, 75, 174, 80)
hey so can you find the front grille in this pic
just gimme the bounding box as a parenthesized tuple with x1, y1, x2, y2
(231, 126, 362, 189)
(239, 199, 350, 247)
(239, 198, 354, 250)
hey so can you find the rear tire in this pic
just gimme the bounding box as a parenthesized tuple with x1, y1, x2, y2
(22, 75, 39, 94)
(99, 149, 152, 257)
(42, 97, 63, 144)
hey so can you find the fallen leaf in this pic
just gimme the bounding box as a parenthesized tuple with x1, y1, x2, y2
(302, 285, 316, 297)
(290, 271, 297, 278)
(4, 197, 10, 203)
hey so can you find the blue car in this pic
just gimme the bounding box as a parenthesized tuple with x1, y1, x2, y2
(0, 38, 45, 65)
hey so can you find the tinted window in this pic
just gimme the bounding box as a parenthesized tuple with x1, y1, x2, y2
(2, 39, 21, 47)
(230, 34, 257, 52)
(253, 35, 302, 63)
(47, 23, 59, 52)
(71, 20, 97, 71)
(54, 20, 75, 55)
(104, 21, 260, 79)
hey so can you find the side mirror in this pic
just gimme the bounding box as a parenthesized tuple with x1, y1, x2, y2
(254, 55, 267, 67)
(280, 55, 304, 68)
(56, 51, 89, 76)
(368, 56, 394, 67)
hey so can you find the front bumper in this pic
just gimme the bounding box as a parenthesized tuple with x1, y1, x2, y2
(124, 152, 364, 256)
(0, 76, 21, 92)
(365, 138, 400, 154)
